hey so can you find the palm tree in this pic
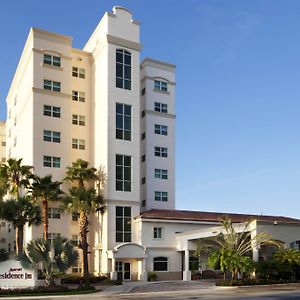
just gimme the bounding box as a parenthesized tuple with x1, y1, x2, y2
(0, 248, 9, 262)
(0, 197, 41, 254)
(19, 236, 79, 286)
(61, 187, 103, 287)
(65, 159, 97, 188)
(29, 175, 63, 240)
(0, 158, 33, 198)
(0, 164, 9, 199)
(197, 216, 281, 280)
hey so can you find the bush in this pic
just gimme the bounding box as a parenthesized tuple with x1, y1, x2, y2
(256, 260, 295, 281)
(216, 278, 297, 286)
(0, 285, 69, 295)
(61, 274, 107, 284)
(148, 272, 157, 281)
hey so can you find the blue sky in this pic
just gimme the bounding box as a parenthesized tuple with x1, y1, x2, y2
(0, 0, 299, 218)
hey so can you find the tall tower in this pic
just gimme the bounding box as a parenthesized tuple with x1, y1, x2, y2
(84, 6, 142, 274)
(140, 59, 176, 211)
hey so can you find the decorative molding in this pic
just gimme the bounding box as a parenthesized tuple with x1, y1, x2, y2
(141, 57, 176, 71)
(106, 34, 142, 51)
(141, 76, 176, 86)
(144, 110, 176, 119)
(32, 27, 72, 44)
(32, 48, 72, 60)
(32, 87, 71, 99)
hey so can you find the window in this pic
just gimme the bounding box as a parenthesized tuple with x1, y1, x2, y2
(116, 49, 131, 90)
(72, 213, 79, 221)
(142, 177, 146, 184)
(47, 208, 61, 219)
(72, 139, 85, 150)
(43, 105, 61, 118)
(155, 124, 168, 136)
(155, 169, 168, 179)
(43, 80, 61, 92)
(72, 91, 85, 102)
(71, 234, 80, 246)
(47, 233, 60, 244)
(43, 130, 61, 143)
(43, 54, 61, 67)
(116, 103, 131, 140)
(1, 141, 5, 147)
(72, 114, 85, 126)
(141, 132, 145, 140)
(43, 156, 61, 168)
(155, 147, 168, 157)
(153, 227, 163, 239)
(155, 102, 168, 113)
(153, 257, 168, 271)
(116, 206, 131, 242)
(141, 88, 145, 95)
(72, 67, 85, 79)
(154, 80, 168, 92)
(1, 158, 6, 163)
(141, 155, 146, 162)
(72, 264, 82, 274)
(142, 200, 146, 207)
(141, 111, 145, 118)
(155, 191, 168, 202)
(116, 155, 131, 192)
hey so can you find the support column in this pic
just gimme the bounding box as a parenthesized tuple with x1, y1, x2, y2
(110, 258, 117, 280)
(140, 259, 147, 281)
(182, 249, 191, 281)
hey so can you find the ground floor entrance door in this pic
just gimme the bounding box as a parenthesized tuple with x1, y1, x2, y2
(115, 261, 131, 281)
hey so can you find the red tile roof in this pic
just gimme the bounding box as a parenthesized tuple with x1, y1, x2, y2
(139, 209, 300, 224)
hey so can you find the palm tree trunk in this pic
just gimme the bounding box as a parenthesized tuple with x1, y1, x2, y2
(79, 211, 89, 287)
(16, 225, 24, 255)
(42, 200, 49, 240)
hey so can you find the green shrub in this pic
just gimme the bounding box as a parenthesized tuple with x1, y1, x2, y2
(61, 274, 107, 284)
(148, 272, 157, 281)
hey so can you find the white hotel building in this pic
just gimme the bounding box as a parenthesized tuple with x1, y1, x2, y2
(2, 7, 300, 281)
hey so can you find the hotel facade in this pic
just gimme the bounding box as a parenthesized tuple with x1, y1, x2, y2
(2, 7, 300, 282)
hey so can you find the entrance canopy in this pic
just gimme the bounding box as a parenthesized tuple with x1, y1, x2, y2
(107, 243, 147, 259)
(176, 222, 252, 251)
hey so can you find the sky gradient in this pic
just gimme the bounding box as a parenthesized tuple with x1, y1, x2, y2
(0, 0, 299, 218)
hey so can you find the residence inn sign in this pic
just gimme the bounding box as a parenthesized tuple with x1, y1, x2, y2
(0, 260, 36, 289)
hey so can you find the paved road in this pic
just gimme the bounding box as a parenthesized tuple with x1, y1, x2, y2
(4, 282, 300, 300)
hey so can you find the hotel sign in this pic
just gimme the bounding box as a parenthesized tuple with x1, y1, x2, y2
(0, 260, 36, 289)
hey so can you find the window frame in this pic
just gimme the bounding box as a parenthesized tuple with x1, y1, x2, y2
(154, 147, 168, 158)
(154, 124, 168, 136)
(153, 227, 163, 239)
(155, 191, 168, 202)
(154, 102, 168, 113)
(72, 138, 85, 150)
(116, 154, 132, 192)
(72, 90, 85, 102)
(43, 80, 61, 92)
(155, 169, 168, 179)
(116, 103, 132, 141)
(72, 67, 85, 79)
(154, 80, 168, 92)
(43, 54, 61, 67)
(116, 49, 132, 90)
(43, 156, 61, 168)
(116, 206, 131, 243)
(153, 256, 168, 272)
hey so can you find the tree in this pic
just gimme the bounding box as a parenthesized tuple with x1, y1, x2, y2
(0, 158, 33, 198)
(61, 187, 103, 287)
(197, 216, 281, 280)
(0, 197, 41, 254)
(0, 248, 9, 262)
(29, 175, 63, 240)
(65, 159, 97, 188)
(19, 236, 79, 286)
